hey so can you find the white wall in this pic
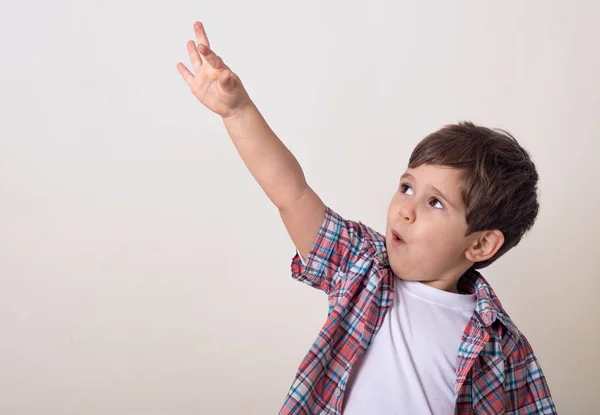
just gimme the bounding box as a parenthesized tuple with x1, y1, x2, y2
(1, 0, 598, 413)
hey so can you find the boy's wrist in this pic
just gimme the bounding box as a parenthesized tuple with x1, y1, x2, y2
(222, 99, 255, 121)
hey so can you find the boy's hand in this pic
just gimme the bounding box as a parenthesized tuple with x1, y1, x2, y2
(177, 21, 251, 118)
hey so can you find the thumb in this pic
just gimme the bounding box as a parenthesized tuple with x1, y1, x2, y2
(218, 69, 235, 92)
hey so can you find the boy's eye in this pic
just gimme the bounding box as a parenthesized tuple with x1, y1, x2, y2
(430, 198, 444, 209)
(400, 184, 414, 195)
(401, 183, 445, 210)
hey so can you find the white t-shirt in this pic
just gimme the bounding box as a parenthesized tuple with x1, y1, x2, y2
(340, 276, 477, 414)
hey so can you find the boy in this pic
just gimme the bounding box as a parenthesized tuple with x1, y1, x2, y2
(177, 21, 557, 414)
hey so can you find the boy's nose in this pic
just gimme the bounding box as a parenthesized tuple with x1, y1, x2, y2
(399, 203, 416, 223)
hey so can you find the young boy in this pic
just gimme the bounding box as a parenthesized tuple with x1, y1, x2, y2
(177, 21, 557, 415)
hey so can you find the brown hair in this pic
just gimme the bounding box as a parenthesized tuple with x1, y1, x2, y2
(408, 121, 539, 269)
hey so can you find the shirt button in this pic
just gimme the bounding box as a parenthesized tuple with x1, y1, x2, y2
(334, 387, 341, 397)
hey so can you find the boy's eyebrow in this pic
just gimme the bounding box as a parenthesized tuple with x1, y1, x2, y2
(400, 173, 457, 209)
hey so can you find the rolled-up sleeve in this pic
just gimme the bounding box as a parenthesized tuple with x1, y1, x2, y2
(290, 206, 373, 296)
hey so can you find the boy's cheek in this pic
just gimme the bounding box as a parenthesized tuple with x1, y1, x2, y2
(420, 230, 452, 254)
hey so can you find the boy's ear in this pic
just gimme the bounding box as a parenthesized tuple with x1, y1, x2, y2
(464, 230, 505, 263)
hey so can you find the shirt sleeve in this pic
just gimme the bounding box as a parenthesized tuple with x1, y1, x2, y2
(290, 206, 375, 296)
(503, 334, 558, 414)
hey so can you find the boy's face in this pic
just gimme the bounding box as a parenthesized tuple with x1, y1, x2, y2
(386, 164, 479, 292)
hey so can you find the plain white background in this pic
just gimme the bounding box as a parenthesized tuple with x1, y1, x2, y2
(1, 1, 598, 413)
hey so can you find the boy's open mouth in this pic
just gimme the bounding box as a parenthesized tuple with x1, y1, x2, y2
(392, 229, 404, 244)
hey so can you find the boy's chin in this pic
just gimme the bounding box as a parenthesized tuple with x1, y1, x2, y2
(389, 264, 411, 280)
(388, 255, 411, 276)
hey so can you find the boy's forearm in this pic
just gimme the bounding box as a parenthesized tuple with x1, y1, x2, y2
(221, 101, 308, 209)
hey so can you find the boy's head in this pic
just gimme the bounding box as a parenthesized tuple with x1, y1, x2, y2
(386, 121, 539, 292)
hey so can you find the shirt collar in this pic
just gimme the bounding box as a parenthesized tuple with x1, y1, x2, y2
(457, 269, 518, 335)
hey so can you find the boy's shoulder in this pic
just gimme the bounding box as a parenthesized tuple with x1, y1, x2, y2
(327, 207, 388, 261)
(462, 274, 556, 413)
(460, 270, 529, 354)
(356, 219, 387, 252)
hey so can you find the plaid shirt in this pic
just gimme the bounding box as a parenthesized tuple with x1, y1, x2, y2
(280, 206, 556, 415)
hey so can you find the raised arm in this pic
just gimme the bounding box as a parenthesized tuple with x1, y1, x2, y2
(176, 21, 325, 259)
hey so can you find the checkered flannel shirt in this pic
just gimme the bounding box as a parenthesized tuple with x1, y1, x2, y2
(279, 206, 556, 414)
